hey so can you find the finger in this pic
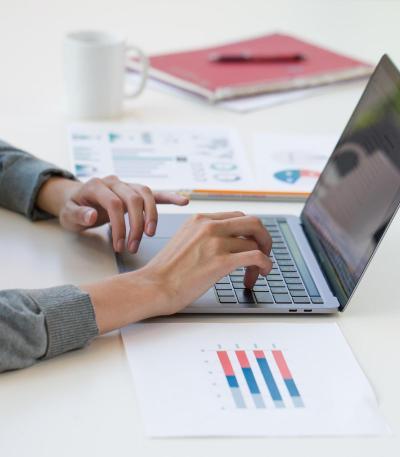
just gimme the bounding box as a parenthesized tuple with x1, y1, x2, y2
(134, 185, 158, 237)
(60, 200, 98, 231)
(217, 216, 272, 254)
(108, 183, 145, 253)
(225, 238, 261, 288)
(229, 250, 272, 287)
(196, 211, 246, 221)
(83, 180, 126, 252)
(225, 237, 259, 254)
(154, 191, 189, 206)
(244, 266, 261, 289)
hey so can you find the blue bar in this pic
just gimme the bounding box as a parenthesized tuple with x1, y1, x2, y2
(252, 393, 266, 409)
(226, 375, 239, 388)
(231, 387, 246, 408)
(292, 396, 304, 408)
(284, 378, 300, 397)
(256, 357, 284, 404)
(242, 367, 260, 394)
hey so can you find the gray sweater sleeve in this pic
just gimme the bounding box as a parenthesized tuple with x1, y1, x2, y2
(0, 140, 99, 373)
(0, 139, 75, 220)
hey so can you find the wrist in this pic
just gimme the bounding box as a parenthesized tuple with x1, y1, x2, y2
(36, 177, 81, 216)
(80, 267, 172, 334)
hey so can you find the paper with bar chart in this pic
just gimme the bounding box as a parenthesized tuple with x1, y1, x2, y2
(122, 323, 389, 437)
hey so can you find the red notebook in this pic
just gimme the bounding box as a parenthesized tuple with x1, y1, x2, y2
(142, 33, 372, 102)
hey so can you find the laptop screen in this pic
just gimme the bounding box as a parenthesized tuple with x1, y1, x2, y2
(301, 55, 400, 307)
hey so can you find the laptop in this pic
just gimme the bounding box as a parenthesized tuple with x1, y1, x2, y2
(116, 55, 400, 314)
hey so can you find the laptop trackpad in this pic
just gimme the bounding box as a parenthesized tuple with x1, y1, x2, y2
(116, 237, 170, 273)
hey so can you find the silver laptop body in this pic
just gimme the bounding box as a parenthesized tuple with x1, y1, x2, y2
(116, 55, 400, 315)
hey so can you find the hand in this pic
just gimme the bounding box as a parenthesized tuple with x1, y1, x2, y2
(82, 212, 272, 333)
(144, 212, 273, 314)
(36, 175, 189, 252)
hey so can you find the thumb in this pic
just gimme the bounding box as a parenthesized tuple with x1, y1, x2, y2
(61, 200, 98, 230)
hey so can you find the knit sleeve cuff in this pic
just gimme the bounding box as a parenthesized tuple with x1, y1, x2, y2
(26, 285, 99, 359)
(0, 152, 75, 221)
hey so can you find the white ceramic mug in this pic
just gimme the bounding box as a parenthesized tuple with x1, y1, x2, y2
(64, 30, 148, 119)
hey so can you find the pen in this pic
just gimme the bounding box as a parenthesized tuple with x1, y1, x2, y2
(208, 52, 305, 63)
(178, 189, 310, 202)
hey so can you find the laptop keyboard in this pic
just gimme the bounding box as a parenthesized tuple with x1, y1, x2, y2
(214, 217, 324, 307)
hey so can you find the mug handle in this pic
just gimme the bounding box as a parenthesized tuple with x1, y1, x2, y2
(125, 45, 149, 97)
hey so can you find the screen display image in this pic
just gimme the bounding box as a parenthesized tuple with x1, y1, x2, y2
(302, 56, 400, 302)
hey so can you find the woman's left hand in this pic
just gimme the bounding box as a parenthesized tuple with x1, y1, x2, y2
(37, 175, 189, 253)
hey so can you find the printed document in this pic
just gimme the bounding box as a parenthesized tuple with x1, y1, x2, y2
(69, 124, 254, 191)
(122, 322, 389, 437)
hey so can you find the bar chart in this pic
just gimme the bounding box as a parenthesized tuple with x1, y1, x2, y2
(216, 346, 304, 410)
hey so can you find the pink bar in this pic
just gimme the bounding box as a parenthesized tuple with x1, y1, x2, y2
(254, 350, 265, 359)
(272, 350, 292, 379)
(217, 351, 235, 376)
(235, 350, 250, 368)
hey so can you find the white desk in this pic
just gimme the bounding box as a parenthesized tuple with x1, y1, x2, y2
(1, 1, 400, 455)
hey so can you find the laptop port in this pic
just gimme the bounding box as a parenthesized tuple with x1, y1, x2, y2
(288, 309, 297, 312)
(304, 309, 312, 312)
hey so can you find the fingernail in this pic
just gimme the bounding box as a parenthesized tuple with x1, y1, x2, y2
(129, 240, 139, 253)
(146, 222, 156, 236)
(84, 209, 94, 225)
(117, 239, 125, 252)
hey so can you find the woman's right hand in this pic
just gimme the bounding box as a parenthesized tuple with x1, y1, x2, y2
(82, 212, 272, 333)
(144, 212, 273, 315)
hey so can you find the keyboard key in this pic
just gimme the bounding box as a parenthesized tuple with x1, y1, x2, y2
(289, 290, 308, 297)
(287, 284, 305, 291)
(293, 297, 311, 304)
(267, 272, 282, 279)
(280, 266, 297, 272)
(230, 272, 244, 277)
(273, 294, 292, 304)
(253, 285, 269, 292)
(267, 275, 282, 281)
(217, 290, 235, 297)
(235, 289, 255, 304)
(285, 277, 302, 284)
(215, 284, 232, 290)
(255, 278, 267, 285)
(282, 272, 300, 278)
(274, 254, 291, 260)
(277, 260, 294, 266)
(269, 268, 280, 274)
(268, 280, 285, 287)
(232, 282, 246, 289)
(272, 242, 285, 247)
(219, 297, 237, 303)
(273, 248, 288, 254)
(254, 292, 274, 303)
(311, 297, 324, 304)
(271, 236, 283, 242)
(270, 287, 288, 294)
(216, 277, 230, 284)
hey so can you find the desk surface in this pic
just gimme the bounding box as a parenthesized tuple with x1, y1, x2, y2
(1, 1, 400, 456)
